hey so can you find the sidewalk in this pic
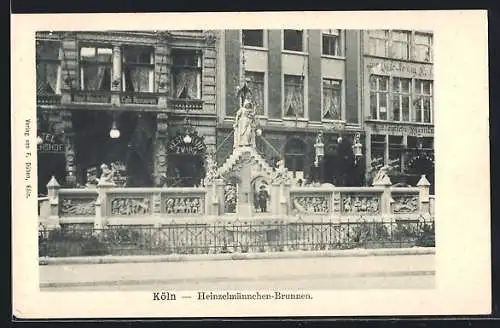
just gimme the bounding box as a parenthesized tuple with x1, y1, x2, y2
(39, 250, 435, 290)
(39, 247, 435, 265)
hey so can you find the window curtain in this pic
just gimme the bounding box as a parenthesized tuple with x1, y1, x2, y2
(124, 66, 151, 92)
(284, 78, 304, 117)
(175, 69, 198, 99)
(323, 87, 340, 120)
(36, 62, 59, 94)
(84, 65, 110, 91)
(247, 74, 264, 115)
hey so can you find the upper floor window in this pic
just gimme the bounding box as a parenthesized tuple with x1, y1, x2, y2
(245, 71, 265, 115)
(369, 75, 389, 120)
(415, 80, 433, 123)
(172, 49, 202, 99)
(242, 30, 264, 48)
(284, 74, 305, 118)
(79, 46, 113, 91)
(283, 30, 304, 52)
(322, 29, 340, 56)
(122, 46, 155, 93)
(392, 77, 411, 122)
(36, 40, 62, 95)
(368, 30, 389, 57)
(391, 31, 410, 60)
(322, 78, 341, 120)
(415, 33, 433, 62)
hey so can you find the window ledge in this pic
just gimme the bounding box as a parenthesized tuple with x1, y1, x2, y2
(282, 117, 308, 121)
(322, 119, 346, 124)
(282, 50, 308, 56)
(321, 55, 346, 60)
(243, 46, 269, 52)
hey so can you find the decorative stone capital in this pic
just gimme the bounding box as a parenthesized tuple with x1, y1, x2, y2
(417, 174, 431, 187)
(46, 176, 60, 189)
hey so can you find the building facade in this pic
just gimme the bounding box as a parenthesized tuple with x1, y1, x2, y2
(36, 30, 219, 194)
(36, 29, 435, 195)
(216, 29, 364, 186)
(360, 30, 434, 191)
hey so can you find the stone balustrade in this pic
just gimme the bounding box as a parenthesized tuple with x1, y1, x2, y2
(39, 174, 433, 229)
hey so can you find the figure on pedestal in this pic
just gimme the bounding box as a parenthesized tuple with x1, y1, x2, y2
(98, 163, 115, 185)
(233, 99, 256, 148)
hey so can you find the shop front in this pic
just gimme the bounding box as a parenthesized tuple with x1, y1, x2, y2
(365, 122, 434, 193)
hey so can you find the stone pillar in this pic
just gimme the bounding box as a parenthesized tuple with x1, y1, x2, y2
(417, 174, 431, 215)
(373, 175, 392, 216)
(237, 162, 253, 217)
(95, 179, 115, 229)
(60, 110, 76, 186)
(279, 182, 291, 216)
(46, 176, 61, 229)
(111, 44, 122, 106)
(155, 42, 169, 105)
(215, 178, 226, 215)
(153, 113, 169, 186)
(270, 182, 281, 215)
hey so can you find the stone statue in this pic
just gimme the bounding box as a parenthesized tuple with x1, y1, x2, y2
(315, 131, 324, 145)
(233, 99, 256, 148)
(204, 153, 219, 185)
(372, 165, 391, 185)
(98, 163, 115, 185)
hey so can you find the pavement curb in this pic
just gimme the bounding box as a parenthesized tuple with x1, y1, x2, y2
(39, 247, 435, 266)
(39, 270, 435, 289)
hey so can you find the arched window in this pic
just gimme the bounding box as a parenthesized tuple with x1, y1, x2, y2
(284, 138, 306, 179)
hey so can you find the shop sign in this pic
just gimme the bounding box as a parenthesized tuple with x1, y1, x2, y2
(367, 123, 434, 137)
(368, 59, 433, 79)
(37, 132, 65, 154)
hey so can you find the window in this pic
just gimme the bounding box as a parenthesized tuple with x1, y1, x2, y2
(392, 78, 411, 122)
(415, 33, 432, 62)
(172, 49, 202, 99)
(284, 75, 305, 118)
(283, 30, 304, 52)
(284, 138, 306, 178)
(245, 71, 265, 115)
(79, 46, 113, 91)
(368, 30, 389, 57)
(391, 31, 410, 60)
(122, 46, 154, 93)
(322, 79, 341, 120)
(36, 40, 62, 95)
(370, 75, 389, 120)
(242, 30, 264, 47)
(322, 29, 340, 56)
(388, 136, 403, 173)
(415, 80, 433, 123)
(370, 135, 386, 169)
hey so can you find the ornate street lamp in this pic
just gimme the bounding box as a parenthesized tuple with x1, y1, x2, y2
(109, 121, 120, 139)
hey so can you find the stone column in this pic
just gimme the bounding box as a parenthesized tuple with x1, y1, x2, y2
(417, 174, 431, 215)
(60, 110, 76, 186)
(373, 175, 392, 216)
(279, 181, 291, 216)
(111, 44, 122, 106)
(46, 176, 61, 229)
(153, 113, 169, 186)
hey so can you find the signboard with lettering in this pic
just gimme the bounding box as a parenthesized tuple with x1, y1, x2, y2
(367, 58, 433, 80)
(37, 132, 66, 154)
(366, 122, 434, 137)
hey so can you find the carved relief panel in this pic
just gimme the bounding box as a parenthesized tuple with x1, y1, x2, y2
(292, 195, 330, 214)
(59, 197, 97, 216)
(109, 197, 152, 216)
(341, 193, 381, 214)
(391, 193, 419, 213)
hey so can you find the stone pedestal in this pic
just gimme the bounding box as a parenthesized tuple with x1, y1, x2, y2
(95, 180, 115, 229)
(45, 176, 61, 229)
(373, 175, 392, 216)
(417, 174, 431, 215)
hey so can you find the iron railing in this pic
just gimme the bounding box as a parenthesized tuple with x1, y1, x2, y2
(38, 216, 435, 258)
